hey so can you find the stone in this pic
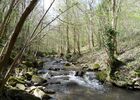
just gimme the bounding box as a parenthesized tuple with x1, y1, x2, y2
(31, 75, 47, 85)
(8, 77, 25, 87)
(93, 63, 100, 71)
(132, 77, 140, 87)
(75, 70, 85, 77)
(26, 86, 37, 93)
(64, 62, 71, 66)
(32, 88, 51, 99)
(6, 89, 40, 100)
(16, 83, 26, 90)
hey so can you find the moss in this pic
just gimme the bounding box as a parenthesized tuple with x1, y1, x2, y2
(93, 63, 100, 71)
(8, 77, 26, 87)
(96, 70, 107, 82)
(135, 70, 140, 77)
(31, 75, 47, 84)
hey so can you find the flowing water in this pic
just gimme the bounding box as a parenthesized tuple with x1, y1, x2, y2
(40, 57, 140, 100)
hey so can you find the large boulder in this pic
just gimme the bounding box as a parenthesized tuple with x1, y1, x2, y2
(5, 89, 40, 100)
(31, 75, 47, 85)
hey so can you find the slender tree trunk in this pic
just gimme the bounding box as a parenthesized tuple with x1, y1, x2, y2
(0, 0, 16, 37)
(66, 24, 70, 54)
(59, 26, 63, 54)
(108, 0, 121, 76)
(91, 32, 94, 48)
(112, 0, 118, 54)
(0, 0, 38, 74)
(77, 32, 81, 55)
(66, 0, 70, 54)
(73, 27, 76, 54)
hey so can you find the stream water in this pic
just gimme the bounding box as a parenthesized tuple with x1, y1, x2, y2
(40, 57, 140, 100)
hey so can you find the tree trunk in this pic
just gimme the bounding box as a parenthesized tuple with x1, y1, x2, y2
(73, 27, 76, 54)
(77, 32, 81, 55)
(112, 0, 118, 54)
(66, 24, 70, 54)
(0, 0, 38, 74)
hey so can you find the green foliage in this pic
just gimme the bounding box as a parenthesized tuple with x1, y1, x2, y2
(135, 70, 140, 77)
(104, 27, 118, 61)
(8, 77, 26, 87)
(93, 63, 100, 70)
(96, 70, 107, 82)
(31, 75, 46, 84)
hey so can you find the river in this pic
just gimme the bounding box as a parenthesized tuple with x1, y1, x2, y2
(39, 57, 140, 100)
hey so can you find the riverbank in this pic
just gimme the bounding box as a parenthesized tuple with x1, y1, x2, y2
(76, 39, 140, 90)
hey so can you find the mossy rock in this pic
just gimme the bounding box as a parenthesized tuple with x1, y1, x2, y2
(5, 89, 40, 100)
(96, 70, 107, 82)
(93, 63, 100, 71)
(22, 61, 34, 67)
(31, 75, 47, 84)
(111, 80, 128, 87)
(8, 77, 26, 87)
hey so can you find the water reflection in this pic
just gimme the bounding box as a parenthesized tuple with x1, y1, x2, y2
(55, 84, 140, 100)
